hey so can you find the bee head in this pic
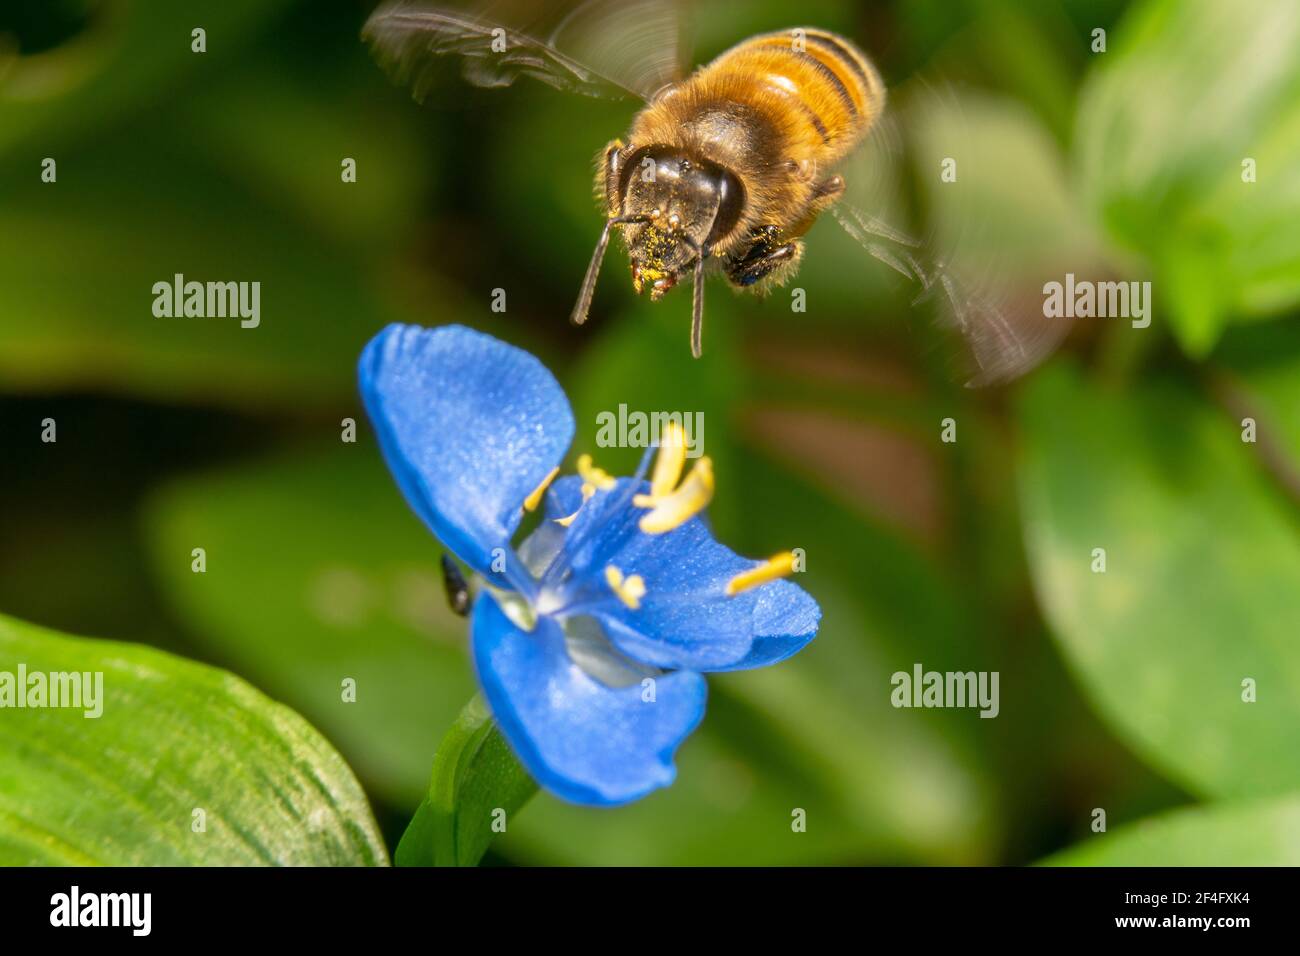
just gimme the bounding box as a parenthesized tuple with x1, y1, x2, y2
(571, 147, 744, 358)
(621, 149, 744, 299)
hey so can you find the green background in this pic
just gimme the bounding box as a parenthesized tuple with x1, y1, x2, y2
(1, 0, 1298, 865)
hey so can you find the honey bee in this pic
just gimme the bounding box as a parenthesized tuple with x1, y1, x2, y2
(365, 0, 1060, 381)
(590, 25, 886, 359)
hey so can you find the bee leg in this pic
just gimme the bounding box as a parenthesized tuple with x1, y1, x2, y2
(601, 139, 627, 216)
(813, 174, 846, 205)
(787, 175, 847, 237)
(726, 226, 803, 291)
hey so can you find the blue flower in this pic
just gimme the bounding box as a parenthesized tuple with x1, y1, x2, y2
(359, 323, 820, 806)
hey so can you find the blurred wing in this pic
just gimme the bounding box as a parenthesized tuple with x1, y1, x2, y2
(363, 0, 687, 103)
(830, 202, 1067, 387)
(830, 116, 1066, 387)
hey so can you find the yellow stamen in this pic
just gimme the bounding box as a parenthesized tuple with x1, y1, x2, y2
(637, 457, 714, 533)
(649, 421, 687, 499)
(554, 484, 595, 527)
(576, 453, 617, 491)
(725, 551, 797, 596)
(604, 565, 646, 610)
(522, 466, 560, 513)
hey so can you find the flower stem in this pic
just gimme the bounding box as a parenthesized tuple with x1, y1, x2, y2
(395, 695, 539, 866)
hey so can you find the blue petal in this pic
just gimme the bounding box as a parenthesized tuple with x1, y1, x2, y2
(709, 579, 821, 670)
(471, 592, 706, 806)
(541, 474, 587, 521)
(359, 324, 573, 588)
(547, 479, 816, 671)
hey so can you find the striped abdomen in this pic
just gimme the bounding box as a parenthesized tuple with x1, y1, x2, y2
(693, 28, 884, 164)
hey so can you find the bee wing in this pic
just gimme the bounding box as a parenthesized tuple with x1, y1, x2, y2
(830, 116, 1068, 387)
(829, 201, 1068, 387)
(363, 0, 688, 103)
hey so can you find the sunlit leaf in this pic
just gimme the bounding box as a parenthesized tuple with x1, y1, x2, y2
(0, 613, 387, 865)
(1044, 795, 1300, 866)
(1075, 0, 1300, 355)
(1019, 362, 1300, 799)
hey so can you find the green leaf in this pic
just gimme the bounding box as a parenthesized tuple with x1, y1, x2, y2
(1213, 321, 1300, 473)
(0, 0, 293, 157)
(1075, 0, 1300, 355)
(0, 28, 448, 407)
(1044, 796, 1300, 866)
(142, 445, 478, 809)
(396, 696, 537, 867)
(1018, 362, 1300, 799)
(0, 613, 387, 865)
(0, 123, 425, 407)
(178, 57, 435, 249)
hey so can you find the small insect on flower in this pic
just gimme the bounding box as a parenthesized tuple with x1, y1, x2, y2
(359, 324, 820, 805)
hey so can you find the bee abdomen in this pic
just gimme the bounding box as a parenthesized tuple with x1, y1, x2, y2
(702, 28, 884, 160)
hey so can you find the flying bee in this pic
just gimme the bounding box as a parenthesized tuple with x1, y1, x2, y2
(365, 0, 1064, 381)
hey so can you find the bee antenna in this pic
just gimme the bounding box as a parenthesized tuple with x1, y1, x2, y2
(571, 214, 647, 326)
(690, 244, 709, 358)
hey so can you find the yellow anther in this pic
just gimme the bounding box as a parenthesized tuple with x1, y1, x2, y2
(648, 421, 687, 499)
(637, 457, 714, 533)
(634, 421, 691, 506)
(725, 551, 797, 596)
(522, 466, 560, 513)
(604, 565, 646, 610)
(576, 454, 617, 491)
(553, 484, 595, 528)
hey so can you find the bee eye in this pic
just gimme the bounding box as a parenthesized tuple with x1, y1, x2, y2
(668, 213, 681, 230)
(650, 207, 662, 219)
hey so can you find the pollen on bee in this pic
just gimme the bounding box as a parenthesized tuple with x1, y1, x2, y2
(605, 565, 646, 610)
(725, 551, 798, 596)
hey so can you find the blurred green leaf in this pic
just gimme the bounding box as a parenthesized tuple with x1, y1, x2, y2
(1044, 795, 1300, 865)
(722, 444, 1000, 859)
(911, 90, 1100, 280)
(969, 0, 1079, 138)
(143, 445, 478, 809)
(1019, 362, 1300, 799)
(0, 118, 446, 408)
(1076, 0, 1300, 355)
(0, 0, 293, 156)
(0, 612, 387, 865)
(180, 59, 434, 248)
(490, 92, 634, 280)
(396, 695, 537, 867)
(1214, 321, 1300, 473)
